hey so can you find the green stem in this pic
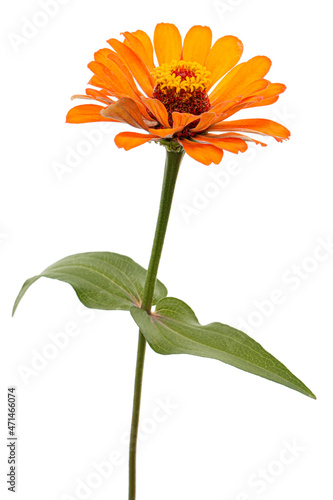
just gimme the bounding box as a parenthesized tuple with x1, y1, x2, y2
(128, 148, 185, 500)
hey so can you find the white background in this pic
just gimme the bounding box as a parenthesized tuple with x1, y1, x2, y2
(1, 0, 332, 499)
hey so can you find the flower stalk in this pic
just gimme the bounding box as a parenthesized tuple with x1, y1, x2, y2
(128, 148, 185, 500)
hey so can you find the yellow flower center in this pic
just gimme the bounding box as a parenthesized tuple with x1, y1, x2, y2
(151, 61, 212, 131)
(151, 60, 211, 93)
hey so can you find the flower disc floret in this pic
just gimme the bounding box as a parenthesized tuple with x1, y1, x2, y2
(152, 60, 211, 93)
(152, 60, 212, 126)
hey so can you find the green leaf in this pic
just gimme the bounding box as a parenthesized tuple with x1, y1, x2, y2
(13, 252, 167, 315)
(131, 297, 316, 399)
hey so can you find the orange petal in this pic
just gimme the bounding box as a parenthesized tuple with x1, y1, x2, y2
(205, 36, 243, 90)
(98, 62, 152, 119)
(131, 30, 155, 70)
(122, 31, 155, 71)
(254, 82, 286, 99)
(172, 112, 199, 129)
(210, 99, 242, 122)
(88, 75, 111, 92)
(208, 132, 267, 147)
(147, 127, 180, 139)
(90, 87, 110, 97)
(90, 56, 141, 101)
(141, 97, 170, 128)
(101, 98, 148, 130)
(214, 97, 264, 121)
(190, 112, 217, 132)
(210, 56, 272, 104)
(103, 49, 143, 93)
(88, 60, 141, 103)
(122, 32, 147, 61)
(209, 62, 245, 100)
(178, 139, 224, 165)
(209, 118, 290, 142)
(87, 62, 116, 93)
(242, 79, 270, 96)
(154, 23, 182, 65)
(210, 99, 241, 113)
(107, 39, 154, 97)
(246, 96, 280, 108)
(85, 88, 114, 105)
(243, 82, 286, 109)
(194, 134, 248, 154)
(71, 94, 94, 101)
(114, 131, 159, 150)
(182, 26, 212, 65)
(66, 104, 117, 124)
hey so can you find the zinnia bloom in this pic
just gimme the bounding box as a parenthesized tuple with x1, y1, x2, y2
(66, 23, 290, 165)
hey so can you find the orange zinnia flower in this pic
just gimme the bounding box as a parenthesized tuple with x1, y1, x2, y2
(66, 23, 290, 166)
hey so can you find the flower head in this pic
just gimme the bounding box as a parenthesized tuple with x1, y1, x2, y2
(66, 24, 290, 165)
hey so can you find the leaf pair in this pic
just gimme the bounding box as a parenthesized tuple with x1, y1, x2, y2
(13, 252, 315, 399)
